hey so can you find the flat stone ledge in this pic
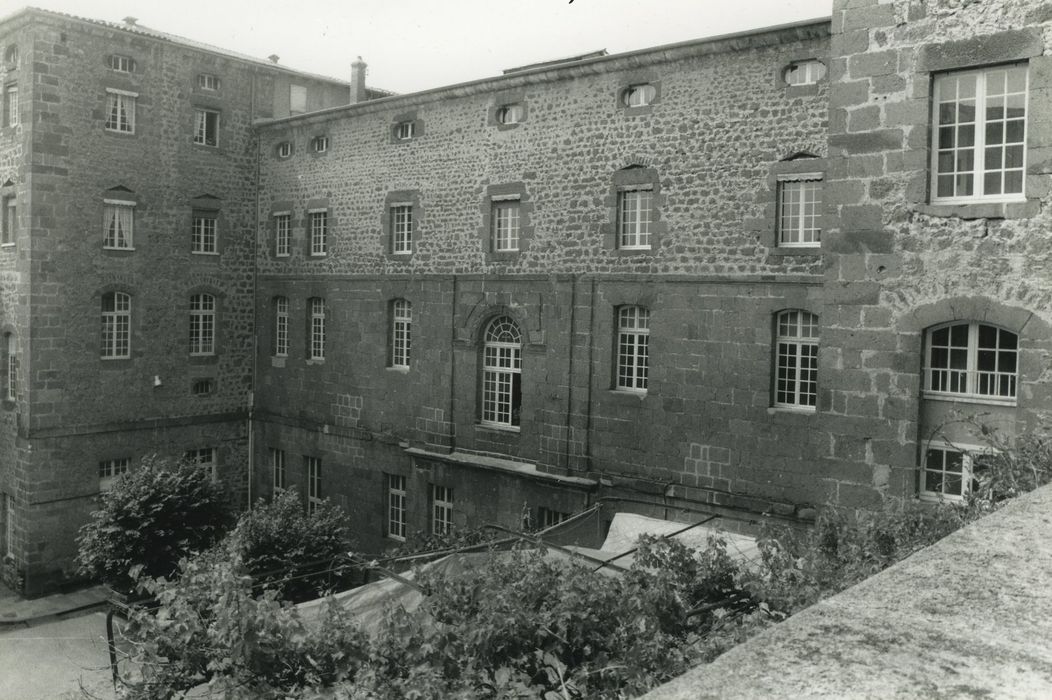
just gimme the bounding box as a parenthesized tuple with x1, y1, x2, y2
(644, 484, 1052, 699)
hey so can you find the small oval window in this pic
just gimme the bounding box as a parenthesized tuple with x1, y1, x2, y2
(622, 84, 656, 107)
(496, 103, 524, 125)
(784, 60, 826, 86)
(277, 142, 292, 158)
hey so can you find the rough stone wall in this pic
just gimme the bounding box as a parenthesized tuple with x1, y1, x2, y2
(253, 25, 834, 541)
(823, 0, 1052, 507)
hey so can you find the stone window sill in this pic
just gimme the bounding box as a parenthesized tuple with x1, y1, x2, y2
(915, 200, 1038, 220)
(766, 246, 822, 257)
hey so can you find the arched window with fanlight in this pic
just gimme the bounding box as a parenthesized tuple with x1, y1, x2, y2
(923, 322, 1017, 403)
(481, 316, 522, 428)
(774, 309, 818, 409)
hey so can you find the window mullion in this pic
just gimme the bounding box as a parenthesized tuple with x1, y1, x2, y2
(974, 71, 987, 197)
(967, 322, 979, 396)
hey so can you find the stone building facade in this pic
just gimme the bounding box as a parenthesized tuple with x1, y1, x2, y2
(3, 0, 1052, 594)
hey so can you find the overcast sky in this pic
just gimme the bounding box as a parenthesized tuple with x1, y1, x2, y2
(8, 0, 832, 94)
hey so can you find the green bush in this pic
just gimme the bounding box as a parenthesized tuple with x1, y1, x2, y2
(230, 489, 354, 602)
(76, 455, 231, 592)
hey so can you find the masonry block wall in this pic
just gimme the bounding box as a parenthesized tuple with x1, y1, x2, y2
(253, 22, 833, 547)
(0, 10, 349, 595)
(823, 0, 1052, 508)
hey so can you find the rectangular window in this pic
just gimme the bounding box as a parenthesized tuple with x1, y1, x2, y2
(932, 64, 1027, 203)
(189, 294, 216, 356)
(391, 204, 413, 254)
(185, 447, 217, 480)
(104, 90, 136, 134)
(777, 176, 822, 246)
(309, 210, 328, 256)
(391, 300, 411, 368)
(274, 213, 291, 257)
(3, 84, 17, 127)
(290, 85, 307, 114)
(491, 198, 520, 252)
(920, 444, 992, 501)
(191, 212, 218, 254)
(395, 121, 414, 140)
(387, 474, 406, 540)
(98, 457, 130, 492)
(103, 200, 135, 249)
(309, 297, 325, 361)
(101, 292, 131, 359)
(305, 456, 321, 514)
(925, 322, 1017, 401)
(618, 188, 653, 249)
(775, 310, 819, 409)
(3, 493, 12, 560)
(1, 196, 14, 246)
(432, 484, 454, 535)
(5, 334, 15, 402)
(537, 507, 569, 529)
(109, 54, 134, 73)
(197, 73, 220, 91)
(191, 378, 215, 395)
(313, 136, 329, 153)
(616, 306, 650, 392)
(271, 448, 286, 495)
(274, 297, 289, 357)
(193, 108, 219, 147)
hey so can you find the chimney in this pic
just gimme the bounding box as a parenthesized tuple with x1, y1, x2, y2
(122, 16, 138, 26)
(268, 54, 280, 64)
(350, 56, 367, 104)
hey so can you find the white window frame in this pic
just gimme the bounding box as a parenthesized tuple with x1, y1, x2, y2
(1, 195, 15, 246)
(99, 457, 130, 492)
(189, 293, 216, 356)
(5, 333, 15, 401)
(197, 73, 220, 91)
(777, 173, 822, 247)
(387, 474, 406, 541)
(622, 83, 656, 107)
(103, 199, 135, 249)
(109, 54, 134, 73)
(923, 322, 1018, 405)
(491, 196, 520, 252)
(309, 297, 325, 361)
(481, 316, 522, 429)
(305, 456, 321, 514)
(309, 209, 328, 256)
(496, 103, 523, 124)
(391, 204, 413, 255)
(618, 187, 653, 250)
(185, 447, 217, 481)
(774, 310, 819, 410)
(277, 142, 292, 158)
(274, 296, 289, 357)
(101, 292, 132, 359)
(920, 441, 992, 502)
(313, 135, 329, 152)
(104, 88, 137, 134)
(193, 108, 219, 147)
(391, 299, 411, 369)
(616, 306, 650, 393)
(191, 212, 218, 254)
(784, 60, 826, 86)
(432, 484, 454, 535)
(273, 212, 291, 257)
(394, 121, 414, 140)
(931, 64, 1028, 204)
(271, 448, 286, 495)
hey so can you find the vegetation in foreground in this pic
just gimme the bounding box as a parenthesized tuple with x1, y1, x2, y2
(96, 431, 1052, 698)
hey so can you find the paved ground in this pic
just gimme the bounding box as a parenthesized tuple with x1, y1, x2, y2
(0, 611, 115, 699)
(0, 583, 108, 626)
(644, 483, 1052, 699)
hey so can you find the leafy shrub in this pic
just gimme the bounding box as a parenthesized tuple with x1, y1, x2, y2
(76, 455, 232, 592)
(230, 489, 354, 602)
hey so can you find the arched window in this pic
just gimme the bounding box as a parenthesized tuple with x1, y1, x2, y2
(616, 306, 650, 392)
(189, 293, 216, 356)
(101, 292, 131, 359)
(774, 310, 818, 409)
(924, 322, 1017, 401)
(391, 299, 411, 368)
(481, 316, 522, 428)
